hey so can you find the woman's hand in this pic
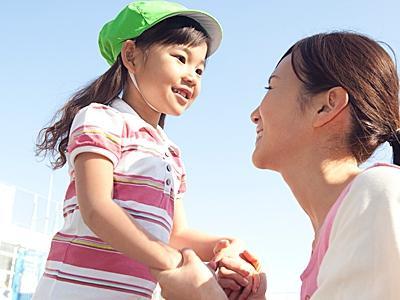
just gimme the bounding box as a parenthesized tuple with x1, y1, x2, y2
(216, 251, 265, 300)
(151, 248, 227, 300)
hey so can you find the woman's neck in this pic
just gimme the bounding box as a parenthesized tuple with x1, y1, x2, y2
(280, 155, 360, 235)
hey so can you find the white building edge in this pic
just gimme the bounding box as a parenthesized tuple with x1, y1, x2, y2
(0, 181, 63, 298)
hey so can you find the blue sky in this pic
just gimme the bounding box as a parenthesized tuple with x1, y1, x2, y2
(1, 0, 399, 296)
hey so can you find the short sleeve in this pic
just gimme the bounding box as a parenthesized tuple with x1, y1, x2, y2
(177, 172, 187, 196)
(67, 103, 124, 168)
(311, 166, 400, 300)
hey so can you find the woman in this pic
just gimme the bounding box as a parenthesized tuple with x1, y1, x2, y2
(152, 31, 400, 300)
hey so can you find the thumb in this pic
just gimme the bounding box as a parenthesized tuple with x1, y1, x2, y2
(213, 239, 231, 255)
(180, 248, 200, 265)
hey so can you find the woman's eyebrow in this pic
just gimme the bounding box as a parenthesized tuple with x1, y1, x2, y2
(268, 75, 280, 84)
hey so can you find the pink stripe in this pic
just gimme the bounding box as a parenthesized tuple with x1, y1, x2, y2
(125, 210, 171, 232)
(90, 104, 115, 111)
(114, 172, 164, 185)
(62, 183, 173, 218)
(43, 273, 152, 298)
(63, 207, 78, 218)
(121, 146, 161, 158)
(178, 174, 186, 194)
(47, 240, 156, 282)
(113, 183, 174, 217)
(124, 207, 172, 227)
(67, 134, 121, 158)
(55, 232, 105, 244)
(131, 215, 170, 232)
(65, 182, 76, 200)
(70, 124, 120, 139)
(45, 267, 154, 294)
(122, 122, 163, 145)
(63, 203, 77, 212)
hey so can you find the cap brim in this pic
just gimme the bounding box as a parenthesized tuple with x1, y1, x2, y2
(159, 10, 222, 57)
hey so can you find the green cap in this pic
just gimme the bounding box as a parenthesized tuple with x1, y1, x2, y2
(99, 1, 222, 65)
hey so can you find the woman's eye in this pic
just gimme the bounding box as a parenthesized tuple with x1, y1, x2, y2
(264, 85, 272, 90)
(196, 68, 203, 76)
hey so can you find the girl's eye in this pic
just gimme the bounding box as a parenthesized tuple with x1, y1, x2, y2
(196, 68, 203, 76)
(264, 85, 272, 90)
(176, 55, 186, 63)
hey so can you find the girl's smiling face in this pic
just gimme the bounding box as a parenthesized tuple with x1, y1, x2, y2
(251, 54, 313, 170)
(133, 42, 208, 116)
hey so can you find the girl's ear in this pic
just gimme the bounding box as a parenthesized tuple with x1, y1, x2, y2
(312, 87, 349, 128)
(121, 40, 138, 73)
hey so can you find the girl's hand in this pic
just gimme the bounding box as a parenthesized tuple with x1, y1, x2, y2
(217, 252, 262, 300)
(212, 239, 244, 263)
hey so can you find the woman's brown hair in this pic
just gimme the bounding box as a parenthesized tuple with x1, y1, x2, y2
(282, 31, 400, 165)
(36, 16, 210, 169)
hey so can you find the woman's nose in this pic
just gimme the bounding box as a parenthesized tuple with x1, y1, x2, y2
(251, 106, 260, 124)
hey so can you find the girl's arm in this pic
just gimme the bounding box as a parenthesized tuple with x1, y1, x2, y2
(169, 198, 243, 261)
(75, 152, 182, 271)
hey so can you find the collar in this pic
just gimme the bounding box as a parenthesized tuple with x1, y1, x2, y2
(110, 98, 181, 156)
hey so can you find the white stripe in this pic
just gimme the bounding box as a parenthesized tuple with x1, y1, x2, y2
(45, 260, 156, 292)
(114, 198, 173, 226)
(60, 202, 171, 244)
(34, 276, 151, 300)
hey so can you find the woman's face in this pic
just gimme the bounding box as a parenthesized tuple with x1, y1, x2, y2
(251, 54, 313, 170)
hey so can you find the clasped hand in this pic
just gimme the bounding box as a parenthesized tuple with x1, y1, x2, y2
(151, 240, 266, 300)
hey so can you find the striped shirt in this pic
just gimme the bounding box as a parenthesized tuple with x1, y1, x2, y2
(34, 98, 186, 299)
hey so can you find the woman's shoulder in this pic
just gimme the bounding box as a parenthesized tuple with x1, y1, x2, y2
(341, 163, 400, 213)
(353, 163, 400, 191)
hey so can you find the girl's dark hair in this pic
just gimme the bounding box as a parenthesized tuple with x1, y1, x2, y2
(281, 31, 400, 165)
(36, 16, 210, 169)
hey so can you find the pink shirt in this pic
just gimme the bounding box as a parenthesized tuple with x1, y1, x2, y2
(34, 99, 186, 299)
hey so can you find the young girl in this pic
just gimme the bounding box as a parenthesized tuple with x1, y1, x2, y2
(33, 1, 259, 299)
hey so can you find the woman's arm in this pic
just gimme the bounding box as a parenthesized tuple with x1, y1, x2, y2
(75, 152, 182, 270)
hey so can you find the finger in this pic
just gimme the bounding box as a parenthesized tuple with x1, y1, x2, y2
(240, 250, 261, 272)
(223, 288, 232, 297)
(219, 267, 249, 287)
(213, 239, 231, 254)
(207, 261, 218, 271)
(238, 276, 252, 300)
(229, 290, 241, 300)
(218, 257, 251, 277)
(252, 273, 261, 294)
(181, 248, 199, 265)
(218, 278, 242, 291)
(212, 251, 226, 263)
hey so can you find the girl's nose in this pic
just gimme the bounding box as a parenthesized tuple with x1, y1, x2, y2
(251, 106, 260, 124)
(183, 71, 196, 86)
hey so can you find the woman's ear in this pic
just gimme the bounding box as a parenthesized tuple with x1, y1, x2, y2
(121, 40, 138, 73)
(312, 87, 349, 128)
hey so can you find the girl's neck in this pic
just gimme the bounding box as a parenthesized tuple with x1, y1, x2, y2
(122, 87, 161, 128)
(280, 154, 360, 236)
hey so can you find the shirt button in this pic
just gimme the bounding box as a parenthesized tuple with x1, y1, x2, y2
(166, 179, 171, 185)
(166, 165, 172, 172)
